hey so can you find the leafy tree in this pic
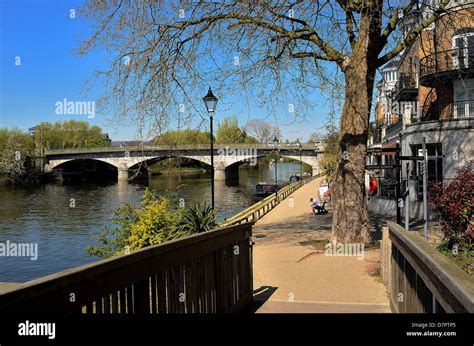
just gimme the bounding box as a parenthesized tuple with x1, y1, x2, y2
(33, 121, 110, 150)
(154, 129, 210, 146)
(78, 0, 454, 244)
(0, 134, 38, 185)
(216, 117, 246, 144)
(0, 128, 24, 153)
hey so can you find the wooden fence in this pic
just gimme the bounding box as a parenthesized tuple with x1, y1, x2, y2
(381, 222, 474, 313)
(220, 175, 320, 227)
(0, 223, 253, 313)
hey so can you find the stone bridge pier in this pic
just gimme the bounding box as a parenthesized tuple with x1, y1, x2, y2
(117, 163, 130, 181)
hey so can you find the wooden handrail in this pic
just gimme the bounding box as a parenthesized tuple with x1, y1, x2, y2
(0, 223, 254, 313)
(220, 175, 320, 227)
(381, 222, 474, 313)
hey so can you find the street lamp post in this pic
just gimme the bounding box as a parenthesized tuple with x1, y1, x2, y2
(297, 140, 303, 179)
(203, 87, 218, 210)
(273, 135, 278, 198)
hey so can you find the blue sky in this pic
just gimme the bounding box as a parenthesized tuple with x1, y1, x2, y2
(0, 0, 335, 141)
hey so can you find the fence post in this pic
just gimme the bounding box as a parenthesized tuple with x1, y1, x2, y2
(381, 226, 392, 296)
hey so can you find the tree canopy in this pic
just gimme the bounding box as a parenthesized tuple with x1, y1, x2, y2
(153, 129, 210, 146)
(78, 0, 456, 243)
(216, 116, 257, 144)
(32, 120, 110, 150)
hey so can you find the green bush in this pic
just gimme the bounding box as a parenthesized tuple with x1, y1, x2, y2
(87, 189, 216, 258)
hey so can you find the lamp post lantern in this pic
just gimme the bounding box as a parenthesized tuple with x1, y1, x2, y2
(273, 135, 279, 197)
(203, 87, 218, 210)
(297, 140, 303, 179)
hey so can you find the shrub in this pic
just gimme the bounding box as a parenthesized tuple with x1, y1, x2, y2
(0, 134, 39, 185)
(87, 189, 217, 258)
(428, 162, 473, 253)
(174, 204, 217, 237)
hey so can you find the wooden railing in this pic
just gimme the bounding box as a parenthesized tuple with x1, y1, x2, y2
(381, 222, 474, 313)
(220, 175, 320, 227)
(0, 223, 253, 313)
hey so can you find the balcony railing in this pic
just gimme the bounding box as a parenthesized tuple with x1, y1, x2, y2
(419, 47, 474, 86)
(420, 99, 474, 121)
(392, 73, 418, 101)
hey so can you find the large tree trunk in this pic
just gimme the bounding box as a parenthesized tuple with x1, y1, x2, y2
(330, 8, 381, 245)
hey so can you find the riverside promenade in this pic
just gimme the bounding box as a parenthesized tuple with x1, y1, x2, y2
(252, 177, 390, 313)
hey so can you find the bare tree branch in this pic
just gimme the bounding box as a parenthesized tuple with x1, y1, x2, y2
(377, 0, 452, 67)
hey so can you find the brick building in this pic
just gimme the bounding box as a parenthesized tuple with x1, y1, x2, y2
(368, 0, 474, 219)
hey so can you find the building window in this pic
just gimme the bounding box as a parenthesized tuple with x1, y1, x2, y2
(452, 29, 474, 69)
(453, 80, 474, 118)
(411, 143, 443, 199)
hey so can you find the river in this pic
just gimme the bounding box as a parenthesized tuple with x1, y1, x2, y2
(0, 162, 305, 282)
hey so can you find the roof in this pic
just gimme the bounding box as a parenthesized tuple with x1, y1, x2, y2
(381, 59, 400, 71)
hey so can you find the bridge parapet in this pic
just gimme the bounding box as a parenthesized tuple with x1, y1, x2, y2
(44, 143, 325, 155)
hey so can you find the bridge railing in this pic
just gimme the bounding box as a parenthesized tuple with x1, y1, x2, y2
(380, 222, 474, 313)
(44, 143, 323, 155)
(220, 175, 320, 228)
(0, 223, 253, 313)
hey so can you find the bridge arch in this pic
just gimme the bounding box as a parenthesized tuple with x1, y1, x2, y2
(47, 158, 119, 180)
(47, 158, 120, 170)
(214, 153, 319, 181)
(125, 155, 212, 170)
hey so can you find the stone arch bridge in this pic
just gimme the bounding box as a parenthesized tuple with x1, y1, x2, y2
(44, 144, 323, 181)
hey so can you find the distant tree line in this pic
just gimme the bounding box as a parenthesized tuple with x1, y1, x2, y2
(0, 121, 110, 185)
(31, 120, 111, 150)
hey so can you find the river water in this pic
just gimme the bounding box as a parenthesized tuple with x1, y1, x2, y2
(0, 162, 304, 282)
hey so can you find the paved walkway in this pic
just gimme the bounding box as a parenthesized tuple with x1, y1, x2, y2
(252, 177, 390, 313)
(0, 282, 20, 293)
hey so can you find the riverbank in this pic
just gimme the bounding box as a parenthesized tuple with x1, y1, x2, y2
(0, 172, 54, 186)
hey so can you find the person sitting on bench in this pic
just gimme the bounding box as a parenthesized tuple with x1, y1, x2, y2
(316, 201, 328, 214)
(310, 198, 323, 215)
